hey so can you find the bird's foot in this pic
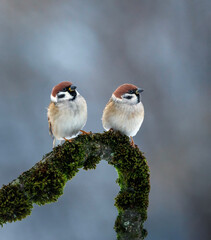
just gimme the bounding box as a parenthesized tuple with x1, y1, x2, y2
(130, 136, 136, 148)
(63, 137, 72, 143)
(109, 128, 114, 132)
(80, 130, 91, 135)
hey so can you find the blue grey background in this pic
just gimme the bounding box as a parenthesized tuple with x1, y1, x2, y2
(0, 1, 210, 240)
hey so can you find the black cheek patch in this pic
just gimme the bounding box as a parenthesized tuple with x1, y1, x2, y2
(124, 96, 133, 100)
(58, 94, 65, 99)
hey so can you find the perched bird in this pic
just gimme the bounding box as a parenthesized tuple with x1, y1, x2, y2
(102, 83, 144, 146)
(47, 81, 87, 147)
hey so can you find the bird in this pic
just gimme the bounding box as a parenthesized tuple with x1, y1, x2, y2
(47, 81, 88, 147)
(102, 83, 144, 146)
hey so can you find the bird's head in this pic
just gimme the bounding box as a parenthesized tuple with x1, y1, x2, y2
(50, 81, 78, 103)
(112, 83, 144, 105)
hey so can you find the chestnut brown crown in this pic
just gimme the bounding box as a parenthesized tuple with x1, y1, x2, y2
(113, 83, 138, 99)
(51, 81, 73, 97)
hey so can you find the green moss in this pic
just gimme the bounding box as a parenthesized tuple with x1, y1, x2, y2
(0, 131, 150, 239)
(99, 131, 150, 220)
(114, 212, 126, 233)
(83, 155, 101, 170)
(0, 184, 33, 226)
(19, 162, 67, 205)
(52, 141, 85, 179)
(98, 131, 150, 239)
(142, 228, 148, 238)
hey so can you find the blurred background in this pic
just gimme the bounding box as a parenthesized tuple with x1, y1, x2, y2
(0, 0, 210, 239)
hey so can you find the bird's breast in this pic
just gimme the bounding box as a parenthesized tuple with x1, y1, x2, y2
(102, 101, 144, 136)
(48, 97, 87, 139)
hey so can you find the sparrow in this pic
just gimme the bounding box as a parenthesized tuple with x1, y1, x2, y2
(102, 83, 144, 146)
(47, 81, 87, 147)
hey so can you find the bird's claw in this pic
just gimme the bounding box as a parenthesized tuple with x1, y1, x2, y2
(130, 136, 136, 148)
(80, 130, 91, 135)
(63, 137, 72, 143)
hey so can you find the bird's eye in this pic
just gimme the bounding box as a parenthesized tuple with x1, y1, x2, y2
(124, 95, 133, 100)
(128, 90, 133, 94)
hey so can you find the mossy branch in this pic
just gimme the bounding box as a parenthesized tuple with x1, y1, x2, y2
(0, 131, 150, 240)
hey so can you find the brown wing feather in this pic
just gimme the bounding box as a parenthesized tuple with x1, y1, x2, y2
(48, 116, 53, 137)
(47, 102, 57, 137)
(105, 98, 113, 109)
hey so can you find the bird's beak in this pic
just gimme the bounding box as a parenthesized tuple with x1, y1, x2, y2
(136, 88, 144, 94)
(69, 85, 77, 91)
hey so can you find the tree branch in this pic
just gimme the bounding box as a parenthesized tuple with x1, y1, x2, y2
(0, 131, 150, 240)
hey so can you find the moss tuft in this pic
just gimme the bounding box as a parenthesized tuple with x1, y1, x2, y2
(83, 155, 101, 170)
(141, 228, 148, 238)
(99, 131, 150, 222)
(52, 141, 85, 179)
(19, 162, 67, 205)
(0, 184, 33, 226)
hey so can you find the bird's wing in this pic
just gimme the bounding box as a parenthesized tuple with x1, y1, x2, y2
(48, 116, 53, 137)
(104, 98, 113, 109)
(47, 102, 55, 137)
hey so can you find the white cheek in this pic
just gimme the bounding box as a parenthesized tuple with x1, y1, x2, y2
(111, 94, 122, 103)
(122, 97, 136, 104)
(51, 94, 57, 102)
(112, 94, 137, 105)
(61, 92, 72, 101)
(131, 97, 137, 104)
(120, 94, 138, 105)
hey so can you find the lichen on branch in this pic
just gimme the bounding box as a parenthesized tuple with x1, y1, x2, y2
(0, 131, 150, 240)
